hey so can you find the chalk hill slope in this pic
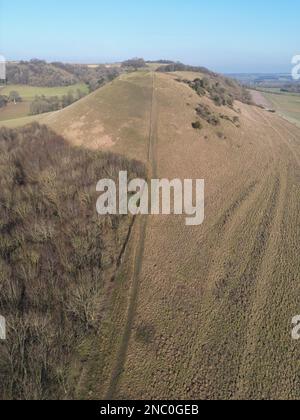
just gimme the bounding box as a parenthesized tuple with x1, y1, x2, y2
(36, 69, 300, 399)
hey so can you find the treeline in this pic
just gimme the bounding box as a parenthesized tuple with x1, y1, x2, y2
(0, 123, 145, 400)
(6, 59, 121, 90)
(6, 59, 78, 87)
(157, 62, 215, 76)
(146, 59, 175, 64)
(30, 89, 86, 115)
(121, 58, 146, 70)
(122, 58, 175, 68)
(280, 84, 300, 93)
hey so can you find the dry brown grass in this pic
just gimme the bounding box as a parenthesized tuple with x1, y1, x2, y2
(2, 70, 300, 400)
(78, 71, 299, 400)
(40, 71, 154, 162)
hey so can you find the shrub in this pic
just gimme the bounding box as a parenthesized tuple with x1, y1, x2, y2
(217, 131, 226, 139)
(135, 324, 155, 344)
(8, 91, 22, 103)
(232, 116, 240, 126)
(219, 114, 240, 127)
(192, 121, 203, 130)
(0, 95, 8, 108)
(196, 104, 220, 126)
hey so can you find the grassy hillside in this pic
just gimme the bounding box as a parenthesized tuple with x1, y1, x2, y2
(1, 69, 300, 400)
(41, 71, 154, 161)
(50, 69, 299, 401)
(0, 123, 145, 400)
(106, 70, 300, 401)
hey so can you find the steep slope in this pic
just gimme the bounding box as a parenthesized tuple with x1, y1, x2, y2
(42, 71, 154, 162)
(159, 68, 252, 105)
(36, 70, 300, 399)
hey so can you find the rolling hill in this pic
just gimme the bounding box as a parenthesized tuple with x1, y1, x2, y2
(2, 67, 300, 400)
(6, 60, 78, 86)
(5, 60, 121, 90)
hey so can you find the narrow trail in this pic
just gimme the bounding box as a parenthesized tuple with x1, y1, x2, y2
(105, 73, 157, 399)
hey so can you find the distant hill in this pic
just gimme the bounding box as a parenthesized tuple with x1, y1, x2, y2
(6, 59, 121, 89)
(229, 73, 300, 93)
(6, 59, 78, 87)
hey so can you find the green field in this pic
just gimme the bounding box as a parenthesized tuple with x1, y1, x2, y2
(0, 83, 89, 122)
(261, 90, 300, 126)
(0, 83, 88, 101)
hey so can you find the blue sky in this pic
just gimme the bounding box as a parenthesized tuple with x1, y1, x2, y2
(0, 0, 299, 72)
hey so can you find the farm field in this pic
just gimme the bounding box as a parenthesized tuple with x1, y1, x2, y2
(32, 70, 300, 400)
(259, 89, 300, 126)
(0, 83, 88, 122)
(0, 101, 31, 121)
(0, 83, 88, 101)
